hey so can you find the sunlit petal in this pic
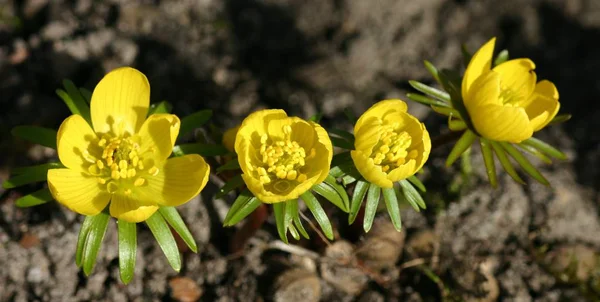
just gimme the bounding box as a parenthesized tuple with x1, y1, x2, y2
(56, 115, 100, 173)
(48, 169, 110, 216)
(462, 37, 495, 99)
(136, 114, 180, 163)
(110, 193, 159, 223)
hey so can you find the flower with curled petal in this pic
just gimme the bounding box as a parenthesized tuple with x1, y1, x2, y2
(47, 67, 210, 223)
(235, 110, 333, 203)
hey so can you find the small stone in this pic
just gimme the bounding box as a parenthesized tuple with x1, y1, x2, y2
(42, 21, 74, 41)
(272, 268, 321, 302)
(19, 233, 40, 249)
(169, 277, 203, 302)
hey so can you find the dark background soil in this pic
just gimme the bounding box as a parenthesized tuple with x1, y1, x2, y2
(1, 0, 600, 301)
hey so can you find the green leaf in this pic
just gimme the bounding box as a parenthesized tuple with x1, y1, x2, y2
(446, 130, 477, 167)
(4, 163, 64, 189)
(431, 105, 460, 117)
(180, 110, 213, 137)
(349, 180, 369, 224)
(363, 183, 381, 232)
(223, 190, 261, 226)
(494, 49, 509, 66)
(308, 112, 323, 123)
(82, 212, 110, 276)
(438, 69, 471, 124)
(79, 88, 92, 103)
(328, 128, 355, 144)
(313, 182, 346, 212)
(216, 174, 245, 199)
(399, 179, 426, 210)
(423, 60, 442, 86)
(273, 202, 289, 243)
(316, 175, 349, 211)
(479, 138, 498, 188)
(342, 173, 358, 186)
(301, 191, 333, 240)
(343, 108, 357, 124)
(382, 187, 401, 231)
(12, 126, 57, 149)
(146, 212, 181, 272)
(490, 141, 525, 184)
(407, 175, 426, 192)
(330, 136, 354, 150)
(406, 93, 450, 107)
(408, 80, 451, 103)
(521, 137, 567, 160)
(159, 207, 198, 253)
(117, 220, 137, 284)
(216, 159, 240, 173)
(76, 215, 95, 267)
(173, 143, 229, 157)
(15, 188, 53, 207)
(448, 117, 467, 131)
(500, 142, 549, 186)
(517, 144, 552, 164)
(548, 114, 571, 126)
(289, 201, 309, 239)
(148, 101, 173, 115)
(59, 79, 92, 124)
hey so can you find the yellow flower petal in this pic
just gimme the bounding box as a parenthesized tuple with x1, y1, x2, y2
(91, 67, 150, 135)
(235, 109, 288, 153)
(387, 159, 417, 182)
(355, 99, 408, 133)
(526, 80, 560, 131)
(136, 114, 180, 163)
(470, 104, 533, 143)
(465, 69, 502, 108)
(109, 194, 159, 223)
(289, 119, 316, 150)
(47, 169, 110, 216)
(222, 125, 240, 152)
(493, 58, 537, 104)
(354, 118, 383, 152)
(351, 150, 393, 188)
(139, 154, 210, 207)
(462, 37, 495, 99)
(56, 115, 100, 173)
(311, 121, 333, 184)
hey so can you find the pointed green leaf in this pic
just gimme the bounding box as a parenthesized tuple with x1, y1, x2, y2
(324, 175, 350, 211)
(399, 179, 426, 210)
(82, 212, 110, 275)
(330, 136, 354, 150)
(76, 215, 95, 267)
(424, 60, 442, 85)
(382, 187, 401, 231)
(548, 114, 571, 125)
(148, 101, 173, 115)
(313, 182, 346, 212)
(15, 188, 53, 207)
(494, 49, 509, 66)
(12, 126, 57, 149)
(500, 142, 549, 186)
(117, 220, 136, 284)
(216, 174, 244, 199)
(479, 138, 498, 188)
(289, 200, 309, 239)
(448, 117, 467, 131)
(446, 130, 476, 167)
(521, 137, 567, 160)
(4, 163, 64, 189)
(408, 80, 451, 103)
(301, 191, 333, 240)
(159, 207, 198, 253)
(363, 183, 381, 232)
(173, 143, 229, 157)
(342, 173, 358, 186)
(216, 159, 240, 173)
(146, 212, 181, 272)
(284, 200, 299, 241)
(407, 175, 426, 192)
(490, 141, 525, 184)
(328, 128, 355, 144)
(288, 223, 300, 241)
(406, 93, 449, 107)
(223, 190, 261, 226)
(517, 144, 552, 164)
(79, 88, 92, 103)
(431, 105, 460, 117)
(349, 180, 369, 224)
(273, 202, 289, 243)
(59, 79, 92, 124)
(308, 112, 323, 123)
(438, 70, 471, 125)
(180, 110, 213, 137)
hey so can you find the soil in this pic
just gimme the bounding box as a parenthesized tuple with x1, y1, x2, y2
(1, 0, 600, 301)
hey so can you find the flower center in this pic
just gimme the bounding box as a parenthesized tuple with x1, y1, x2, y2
(370, 123, 417, 173)
(257, 125, 315, 185)
(85, 134, 158, 195)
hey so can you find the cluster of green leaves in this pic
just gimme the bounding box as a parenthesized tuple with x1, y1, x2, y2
(407, 48, 569, 187)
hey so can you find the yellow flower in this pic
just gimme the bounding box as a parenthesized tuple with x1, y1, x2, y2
(235, 110, 332, 203)
(47, 67, 210, 223)
(351, 100, 431, 188)
(222, 124, 240, 152)
(462, 37, 560, 143)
